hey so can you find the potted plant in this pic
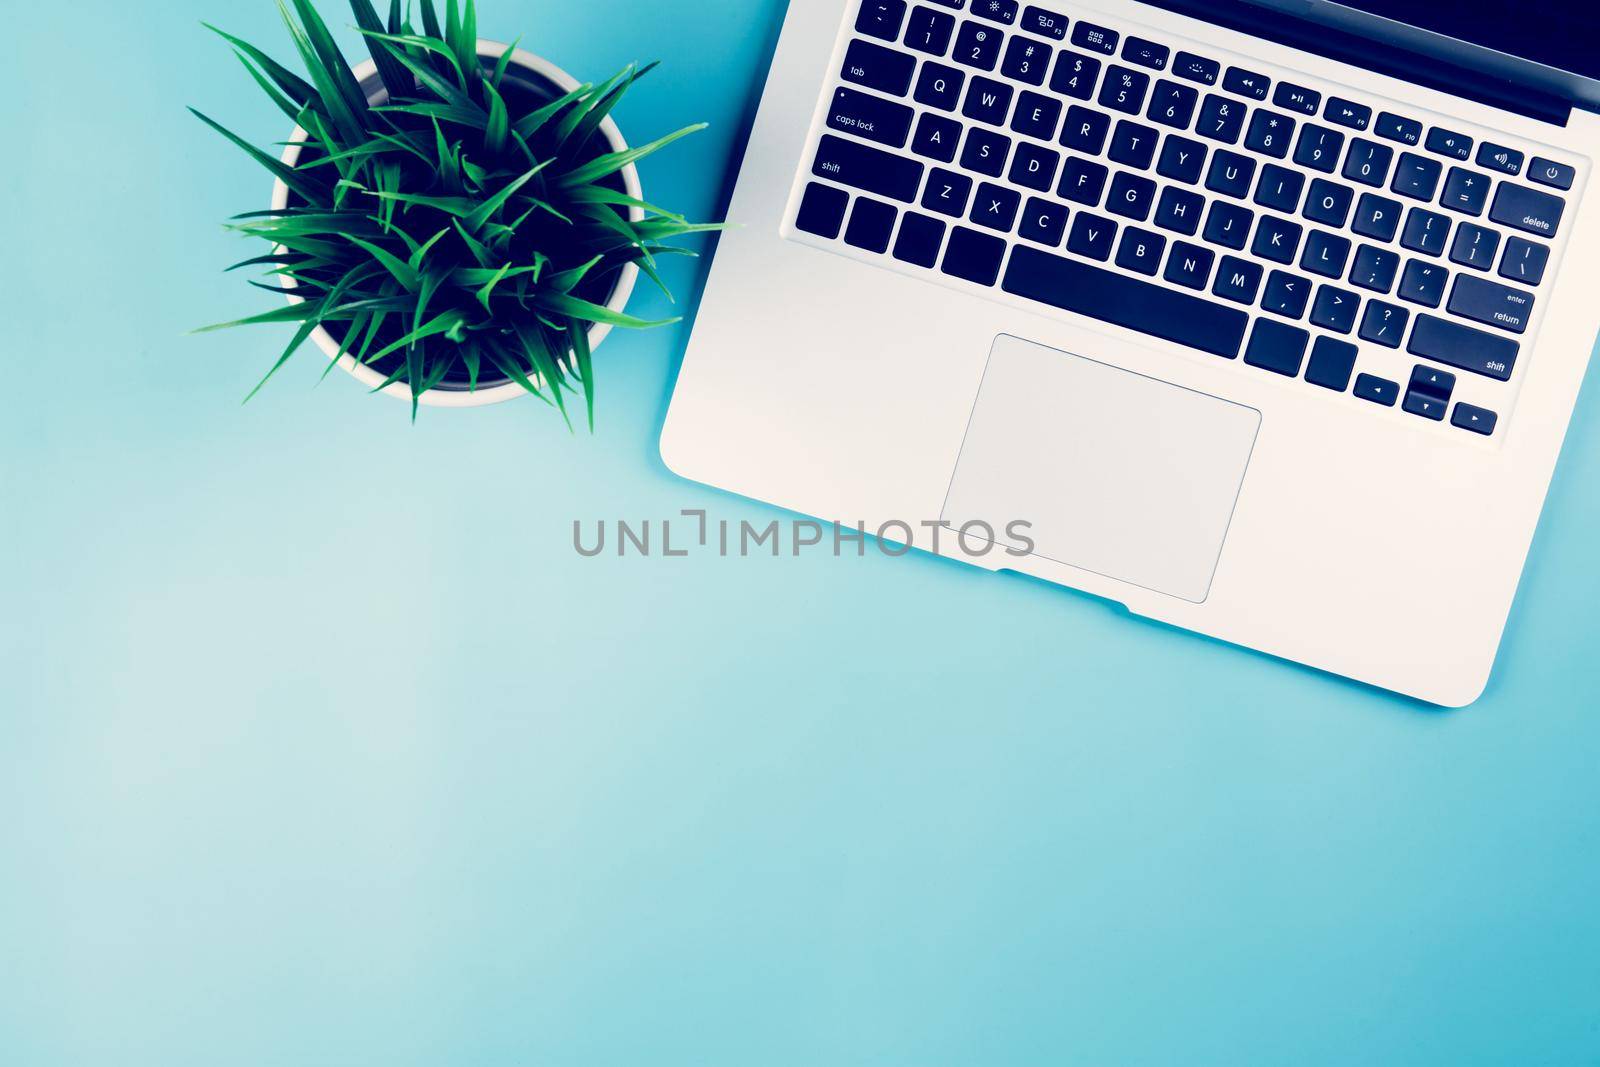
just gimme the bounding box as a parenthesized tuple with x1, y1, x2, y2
(193, 0, 718, 422)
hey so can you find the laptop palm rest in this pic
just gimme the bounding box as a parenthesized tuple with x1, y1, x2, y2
(942, 335, 1262, 604)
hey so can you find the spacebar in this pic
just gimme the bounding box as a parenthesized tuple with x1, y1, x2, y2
(1002, 246, 1250, 360)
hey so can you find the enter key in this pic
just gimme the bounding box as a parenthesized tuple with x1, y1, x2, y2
(1448, 274, 1536, 335)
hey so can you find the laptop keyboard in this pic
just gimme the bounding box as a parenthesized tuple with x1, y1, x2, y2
(790, 0, 1583, 439)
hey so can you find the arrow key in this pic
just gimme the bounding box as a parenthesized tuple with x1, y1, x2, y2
(1452, 403, 1499, 436)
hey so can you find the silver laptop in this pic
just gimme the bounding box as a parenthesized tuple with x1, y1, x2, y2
(663, 0, 1600, 706)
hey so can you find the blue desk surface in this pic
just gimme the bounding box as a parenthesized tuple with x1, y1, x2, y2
(3, 1, 1598, 1063)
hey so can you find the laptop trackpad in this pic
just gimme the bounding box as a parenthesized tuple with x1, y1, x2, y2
(942, 335, 1261, 604)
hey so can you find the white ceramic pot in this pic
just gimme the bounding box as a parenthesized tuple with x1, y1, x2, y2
(271, 40, 644, 408)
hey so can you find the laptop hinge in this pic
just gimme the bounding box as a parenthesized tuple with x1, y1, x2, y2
(1134, 0, 1575, 127)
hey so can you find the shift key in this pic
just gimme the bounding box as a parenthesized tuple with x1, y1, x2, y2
(1448, 275, 1535, 335)
(813, 134, 925, 202)
(1408, 314, 1520, 381)
(827, 87, 915, 148)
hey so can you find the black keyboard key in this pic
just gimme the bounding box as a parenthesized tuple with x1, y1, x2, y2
(1343, 139, 1393, 187)
(1448, 274, 1535, 334)
(1354, 373, 1400, 406)
(1066, 211, 1118, 260)
(1213, 256, 1263, 304)
(1018, 196, 1069, 246)
(1205, 150, 1256, 198)
(1109, 119, 1160, 169)
(1099, 66, 1150, 114)
(1403, 388, 1448, 422)
(912, 112, 962, 162)
(1530, 157, 1575, 191)
(973, 0, 1019, 25)
(1157, 135, 1208, 184)
(857, 0, 909, 42)
(1449, 222, 1499, 271)
(842, 39, 917, 96)
(1294, 124, 1345, 173)
(1059, 157, 1108, 205)
(961, 127, 1011, 176)
(1262, 270, 1311, 319)
(1060, 105, 1109, 153)
(1376, 112, 1423, 146)
(1107, 172, 1157, 220)
(1223, 66, 1270, 100)
(941, 225, 1007, 285)
(893, 211, 947, 266)
(1254, 164, 1305, 213)
(813, 134, 924, 201)
(963, 76, 1014, 125)
(1008, 141, 1060, 190)
(1476, 142, 1523, 175)
(1351, 244, 1400, 293)
(1164, 241, 1215, 289)
(1409, 314, 1519, 380)
(1452, 403, 1498, 436)
(1306, 336, 1358, 391)
(1426, 127, 1473, 161)
(1050, 52, 1102, 100)
(795, 182, 849, 239)
(1303, 179, 1354, 227)
(1274, 82, 1320, 115)
(1002, 36, 1052, 84)
(1359, 300, 1408, 347)
(1244, 319, 1310, 375)
(1071, 21, 1118, 55)
(970, 181, 1022, 232)
(1410, 364, 1455, 400)
(1401, 207, 1451, 256)
(1310, 284, 1359, 333)
(914, 62, 965, 110)
(1398, 259, 1447, 308)
(1301, 230, 1351, 278)
(1391, 153, 1442, 201)
(1441, 167, 1489, 215)
(922, 168, 973, 216)
(1155, 186, 1205, 235)
(1115, 226, 1167, 275)
(1122, 36, 1170, 72)
(1244, 111, 1295, 159)
(1253, 214, 1303, 264)
(954, 20, 1004, 70)
(1500, 236, 1550, 285)
(906, 5, 958, 55)
(1489, 182, 1565, 237)
(828, 87, 915, 148)
(1197, 94, 1247, 144)
(1147, 80, 1199, 128)
(1003, 245, 1250, 358)
(1203, 201, 1254, 250)
(1175, 52, 1221, 85)
(1021, 6, 1069, 40)
(1352, 193, 1402, 242)
(1325, 97, 1371, 131)
(845, 197, 899, 252)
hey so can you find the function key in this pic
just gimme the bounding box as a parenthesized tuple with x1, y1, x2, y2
(1122, 36, 1170, 71)
(1071, 20, 1118, 55)
(1452, 403, 1498, 436)
(1274, 82, 1321, 116)
(1530, 157, 1575, 191)
(972, 0, 1019, 25)
(796, 182, 850, 239)
(856, 1, 909, 42)
(1223, 66, 1270, 100)
(1325, 97, 1372, 131)
(1477, 142, 1524, 175)
(924, 0, 965, 5)
(1426, 127, 1472, 161)
(1174, 51, 1220, 85)
(1020, 5, 1068, 40)
(1376, 112, 1423, 146)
